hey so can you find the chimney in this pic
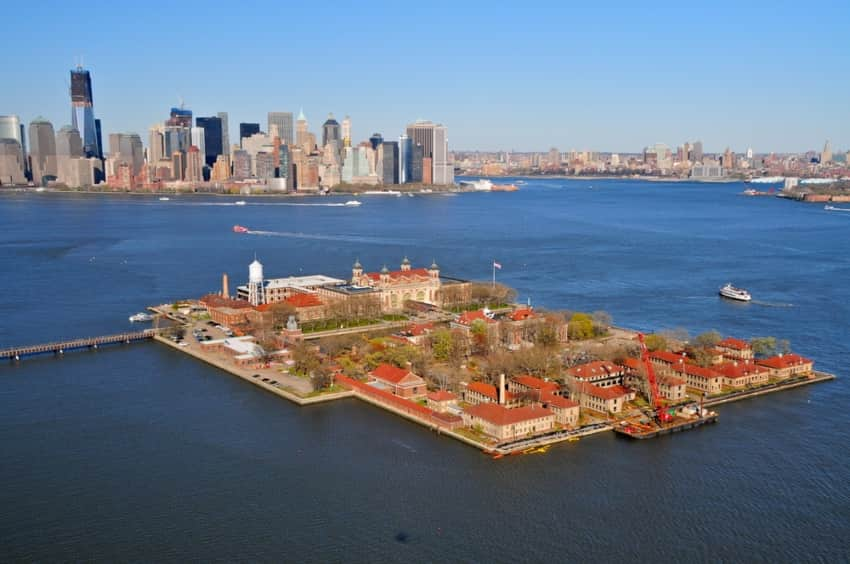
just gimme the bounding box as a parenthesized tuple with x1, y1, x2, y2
(222, 273, 230, 298)
(498, 373, 506, 405)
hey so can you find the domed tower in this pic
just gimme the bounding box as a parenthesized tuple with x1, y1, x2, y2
(352, 258, 363, 284)
(401, 256, 411, 272)
(380, 265, 390, 285)
(248, 257, 265, 306)
(428, 259, 440, 279)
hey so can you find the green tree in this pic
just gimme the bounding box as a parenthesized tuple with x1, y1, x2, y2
(644, 334, 668, 352)
(568, 313, 594, 340)
(430, 329, 454, 363)
(292, 342, 322, 376)
(310, 364, 334, 391)
(693, 330, 722, 349)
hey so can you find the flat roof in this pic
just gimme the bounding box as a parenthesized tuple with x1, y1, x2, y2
(236, 274, 347, 292)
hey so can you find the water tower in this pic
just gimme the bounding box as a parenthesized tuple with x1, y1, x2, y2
(248, 257, 265, 306)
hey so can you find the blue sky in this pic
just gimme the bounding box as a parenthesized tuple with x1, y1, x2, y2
(4, 0, 848, 153)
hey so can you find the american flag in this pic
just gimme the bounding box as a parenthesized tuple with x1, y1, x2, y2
(493, 261, 502, 269)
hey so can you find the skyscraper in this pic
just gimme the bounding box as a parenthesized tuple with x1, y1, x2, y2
(691, 140, 703, 164)
(28, 118, 57, 185)
(56, 126, 84, 158)
(431, 124, 452, 185)
(341, 115, 352, 148)
(217, 112, 230, 156)
(322, 113, 341, 148)
(0, 139, 27, 185)
(378, 141, 399, 185)
(405, 120, 453, 185)
(821, 140, 832, 163)
(369, 133, 383, 151)
(190, 127, 206, 164)
(196, 116, 223, 167)
(239, 123, 260, 146)
(55, 126, 84, 186)
(70, 66, 100, 158)
(268, 112, 294, 145)
(295, 109, 309, 150)
(399, 134, 412, 183)
(148, 125, 165, 164)
(185, 145, 203, 183)
(168, 106, 193, 127)
(0, 115, 22, 142)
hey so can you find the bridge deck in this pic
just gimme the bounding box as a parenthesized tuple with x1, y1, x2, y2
(1, 329, 155, 360)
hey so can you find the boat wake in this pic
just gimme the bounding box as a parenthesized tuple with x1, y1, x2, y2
(177, 201, 356, 207)
(245, 229, 399, 245)
(824, 205, 850, 212)
(751, 300, 795, 308)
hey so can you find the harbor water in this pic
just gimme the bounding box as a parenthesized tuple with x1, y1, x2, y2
(1, 180, 848, 561)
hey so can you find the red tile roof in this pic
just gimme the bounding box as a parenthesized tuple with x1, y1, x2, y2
(542, 392, 579, 409)
(567, 360, 625, 380)
(715, 360, 770, 379)
(406, 322, 434, 336)
(659, 375, 686, 387)
(200, 294, 252, 309)
(285, 293, 323, 308)
(466, 381, 498, 400)
(512, 375, 560, 393)
(671, 363, 722, 379)
(718, 337, 751, 351)
(650, 350, 689, 365)
(509, 308, 535, 321)
(757, 354, 812, 370)
(369, 363, 417, 385)
(427, 390, 457, 402)
(457, 310, 496, 325)
(620, 357, 643, 372)
(464, 403, 553, 426)
(583, 384, 632, 400)
(366, 268, 430, 282)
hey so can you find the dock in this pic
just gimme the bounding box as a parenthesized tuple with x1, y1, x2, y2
(613, 414, 719, 440)
(1, 329, 156, 361)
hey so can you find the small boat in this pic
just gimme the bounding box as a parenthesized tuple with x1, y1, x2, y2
(234, 200, 246, 206)
(492, 453, 504, 460)
(159, 197, 170, 201)
(344, 200, 362, 207)
(362, 190, 401, 196)
(719, 283, 752, 302)
(532, 446, 550, 454)
(567, 436, 580, 443)
(129, 312, 154, 322)
(233, 225, 249, 233)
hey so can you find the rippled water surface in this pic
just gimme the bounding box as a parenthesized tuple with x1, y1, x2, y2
(1, 180, 848, 561)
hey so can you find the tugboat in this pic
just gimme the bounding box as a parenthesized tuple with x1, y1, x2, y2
(719, 283, 752, 302)
(232, 225, 249, 233)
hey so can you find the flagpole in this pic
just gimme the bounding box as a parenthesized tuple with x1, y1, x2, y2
(492, 260, 496, 289)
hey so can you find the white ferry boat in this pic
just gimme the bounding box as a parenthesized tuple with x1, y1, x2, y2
(460, 179, 493, 191)
(719, 283, 751, 302)
(362, 190, 401, 196)
(159, 197, 170, 201)
(234, 200, 246, 205)
(344, 200, 362, 206)
(129, 312, 155, 322)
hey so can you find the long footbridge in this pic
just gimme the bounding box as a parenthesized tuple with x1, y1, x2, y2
(1, 329, 156, 361)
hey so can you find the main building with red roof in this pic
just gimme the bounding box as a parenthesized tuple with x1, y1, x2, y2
(368, 363, 427, 399)
(462, 403, 555, 441)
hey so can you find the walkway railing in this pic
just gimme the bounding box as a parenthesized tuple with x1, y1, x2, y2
(1, 329, 156, 360)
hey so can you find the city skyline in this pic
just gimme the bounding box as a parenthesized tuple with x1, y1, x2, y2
(3, 0, 848, 154)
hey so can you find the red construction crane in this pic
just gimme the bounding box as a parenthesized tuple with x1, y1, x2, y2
(637, 333, 672, 424)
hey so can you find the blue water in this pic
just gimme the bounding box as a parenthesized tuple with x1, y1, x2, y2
(1, 180, 848, 561)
